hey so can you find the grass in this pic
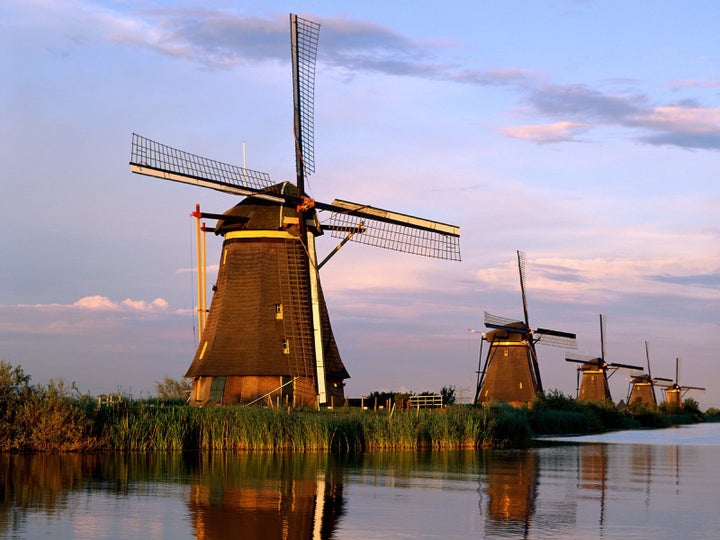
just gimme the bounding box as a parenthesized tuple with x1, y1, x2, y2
(0, 362, 710, 454)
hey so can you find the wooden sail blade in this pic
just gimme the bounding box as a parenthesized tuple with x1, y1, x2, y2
(483, 311, 525, 330)
(518, 251, 530, 329)
(129, 133, 280, 199)
(534, 328, 578, 349)
(324, 199, 461, 260)
(607, 362, 644, 371)
(565, 351, 599, 363)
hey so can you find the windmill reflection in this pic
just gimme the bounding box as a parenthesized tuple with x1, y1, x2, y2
(187, 453, 344, 540)
(480, 450, 538, 537)
(577, 444, 608, 530)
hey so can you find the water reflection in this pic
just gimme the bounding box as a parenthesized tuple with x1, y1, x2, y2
(480, 451, 537, 537)
(186, 453, 344, 540)
(2, 425, 720, 539)
(576, 444, 608, 529)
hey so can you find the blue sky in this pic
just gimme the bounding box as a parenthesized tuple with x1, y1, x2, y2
(2, 0, 719, 407)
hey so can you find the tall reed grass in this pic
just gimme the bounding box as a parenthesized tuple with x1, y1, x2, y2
(96, 403, 530, 453)
(0, 362, 707, 454)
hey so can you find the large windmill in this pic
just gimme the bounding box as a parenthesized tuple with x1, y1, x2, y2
(626, 342, 673, 407)
(129, 15, 461, 407)
(660, 357, 705, 407)
(565, 314, 643, 402)
(474, 251, 577, 406)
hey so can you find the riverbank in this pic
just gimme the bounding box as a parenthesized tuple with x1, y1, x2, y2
(1, 362, 711, 453)
(1, 394, 710, 454)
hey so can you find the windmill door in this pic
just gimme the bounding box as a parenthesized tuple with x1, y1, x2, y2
(282, 376, 294, 405)
(209, 377, 226, 404)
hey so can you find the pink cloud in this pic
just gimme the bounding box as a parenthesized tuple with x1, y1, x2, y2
(640, 105, 720, 133)
(73, 295, 120, 310)
(500, 121, 589, 143)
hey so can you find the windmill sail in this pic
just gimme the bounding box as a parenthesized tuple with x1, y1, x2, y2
(327, 200, 461, 260)
(291, 13, 319, 184)
(129, 135, 462, 262)
(130, 133, 277, 197)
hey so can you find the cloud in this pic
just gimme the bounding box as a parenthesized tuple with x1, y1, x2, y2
(73, 295, 119, 310)
(501, 121, 590, 143)
(651, 272, 720, 289)
(668, 76, 720, 89)
(514, 84, 720, 150)
(71, 295, 169, 312)
(473, 251, 720, 307)
(121, 298, 170, 312)
(2, 296, 187, 337)
(14, 2, 718, 151)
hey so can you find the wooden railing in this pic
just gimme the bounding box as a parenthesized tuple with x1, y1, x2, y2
(407, 394, 444, 409)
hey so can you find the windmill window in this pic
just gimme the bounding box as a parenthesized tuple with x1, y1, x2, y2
(282, 339, 290, 354)
(275, 304, 283, 319)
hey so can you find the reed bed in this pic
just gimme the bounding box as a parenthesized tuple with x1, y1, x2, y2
(96, 403, 530, 453)
(0, 362, 707, 454)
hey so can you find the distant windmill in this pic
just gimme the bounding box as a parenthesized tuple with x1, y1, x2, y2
(626, 341, 673, 407)
(565, 314, 643, 402)
(129, 14, 461, 407)
(660, 357, 705, 407)
(474, 251, 577, 406)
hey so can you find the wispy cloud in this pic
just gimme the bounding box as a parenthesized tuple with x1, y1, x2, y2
(473, 251, 720, 306)
(12, 1, 719, 151)
(501, 121, 590, 143)
(2, 296, 189, 336)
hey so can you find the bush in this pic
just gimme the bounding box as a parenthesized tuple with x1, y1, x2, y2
(154, 376, 191, 401)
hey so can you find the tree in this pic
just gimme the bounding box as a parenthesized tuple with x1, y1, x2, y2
(155, 376, 191, 400)
(441, 385, 456, 405)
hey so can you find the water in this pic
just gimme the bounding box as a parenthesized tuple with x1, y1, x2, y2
(2, 423, 720, 539)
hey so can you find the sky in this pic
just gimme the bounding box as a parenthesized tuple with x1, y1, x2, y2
(1, 0, 719, 408)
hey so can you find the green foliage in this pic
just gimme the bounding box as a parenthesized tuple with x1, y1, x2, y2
(705, 407, 720, 422)
(440, 385, 457, 405)
(0, 362, 97, 453)
(154, 376, 191, 401)
(681, 398, 702, 418)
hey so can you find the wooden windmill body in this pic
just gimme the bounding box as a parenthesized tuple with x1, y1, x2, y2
(565, 314, 643, 403)
(474, 252, 577, 406)
(626, 342, 672, 407)
(661, 357, 705, 407)
(129, 15, 461, 407)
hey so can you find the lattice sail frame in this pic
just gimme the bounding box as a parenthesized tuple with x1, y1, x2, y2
(326, 201, 461, 261)
(484, 311, 523, 329)
(484, 311, 577, 349)
(130, 133, 274, 194)
(533, 329, 577, 349)
(291, 15, 320, 178)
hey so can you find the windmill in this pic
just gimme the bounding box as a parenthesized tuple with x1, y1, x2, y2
(659, 358, 705, 407)
(474, 251, 577, 406)
(626, 341, 673, 407)
(565, 314, 643, 402)
(128, 15, 461, 407)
